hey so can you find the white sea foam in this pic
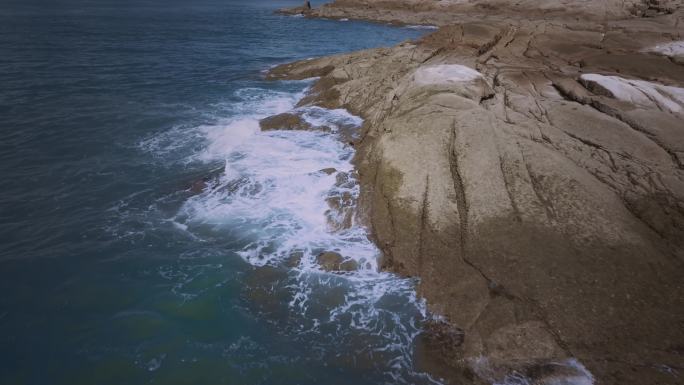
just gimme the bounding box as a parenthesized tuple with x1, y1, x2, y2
(161, 86, 438, 383)
(172, 87, 373, 271)
(179, 128, 373, 267)
(298, 106, 364, 132)
(137, 88, 305, 165)
(134, 83, 592, 385)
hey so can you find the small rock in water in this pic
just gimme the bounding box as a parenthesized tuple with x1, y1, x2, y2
(339, 259, 358, 272)
(319, 167, 337, 175)
(259, 112, 312, 131)
(316, 251, 358, 272)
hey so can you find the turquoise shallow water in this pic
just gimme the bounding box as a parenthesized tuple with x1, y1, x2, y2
(0, 1, 438, 384)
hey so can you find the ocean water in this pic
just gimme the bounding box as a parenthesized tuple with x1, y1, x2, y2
(0, 0, 435, 384)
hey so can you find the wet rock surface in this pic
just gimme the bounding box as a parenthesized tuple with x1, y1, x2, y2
(258, 112, 313, 131)
(316, 251, 359, 272)
(270, 1, 684, 384)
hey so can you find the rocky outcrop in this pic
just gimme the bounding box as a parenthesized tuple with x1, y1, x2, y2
(269, 1, 684, 384)
(280, 0, 684, 25)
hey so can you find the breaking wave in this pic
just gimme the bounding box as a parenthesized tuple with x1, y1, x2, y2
(142, 85, 441, 384)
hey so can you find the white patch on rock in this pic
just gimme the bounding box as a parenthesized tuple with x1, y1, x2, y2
(580, 73, 684, 114)
(414, 64, 483, 85)
(647, 41, 684, 57)
(406, 24, 439, 30)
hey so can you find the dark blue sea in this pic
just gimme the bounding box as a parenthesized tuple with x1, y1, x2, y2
(0, 0, 439, 384)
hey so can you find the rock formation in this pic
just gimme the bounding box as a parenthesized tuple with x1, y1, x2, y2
(270, 1, 684, 383)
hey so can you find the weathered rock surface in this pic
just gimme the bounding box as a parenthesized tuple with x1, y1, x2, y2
(579, 73, 684, 113)
(271, 1, 684, 384)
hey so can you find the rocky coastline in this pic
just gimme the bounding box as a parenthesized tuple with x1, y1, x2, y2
(266, 1, 684, 383)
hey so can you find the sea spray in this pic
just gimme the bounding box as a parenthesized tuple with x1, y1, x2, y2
(159, 85, 441, 384)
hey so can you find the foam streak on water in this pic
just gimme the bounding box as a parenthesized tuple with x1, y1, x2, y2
(164, 86, 440, 384)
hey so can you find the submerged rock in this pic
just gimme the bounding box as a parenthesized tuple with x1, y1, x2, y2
(186, 166, 224, 195)
(190, 179, 207, 194)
